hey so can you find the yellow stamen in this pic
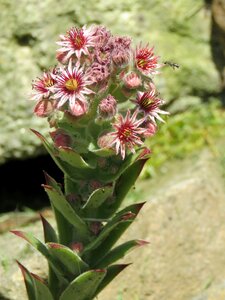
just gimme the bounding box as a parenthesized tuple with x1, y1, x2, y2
(138, 59, 147, 68)
(44, 79, 54, 87)
(65, 79, 78, 91)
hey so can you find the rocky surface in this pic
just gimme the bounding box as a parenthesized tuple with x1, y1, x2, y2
(0, 143, 225, 299)
(0, 0, 220, 163)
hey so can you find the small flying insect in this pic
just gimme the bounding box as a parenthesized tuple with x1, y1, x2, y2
(164, 61, 180, 70)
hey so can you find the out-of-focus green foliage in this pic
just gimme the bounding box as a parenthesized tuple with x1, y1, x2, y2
(143, 100, 225, 178)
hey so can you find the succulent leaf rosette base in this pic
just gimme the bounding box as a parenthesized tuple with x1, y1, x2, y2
(12, 24, 169, 300)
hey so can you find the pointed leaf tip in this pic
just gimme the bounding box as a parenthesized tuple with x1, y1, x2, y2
(136, 240, 150, 246)
(30, 128, 45, 141)
(43, 170, 51, 184)
(16, 260, 26, 276)
(135, 202, 146, 213)
(30, 272, 46, 284)
(11, 230, 27, 240)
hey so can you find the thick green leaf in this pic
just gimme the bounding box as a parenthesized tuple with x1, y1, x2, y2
(101, 150, 150, 217)
(89, 147, 115, 157)
(43, 172, 74, 246)
(58, 146, 94, 169)
(82, 185, 113, 213)
(93, 264, 130, 297)
(95, 240, 149, 268)
(86, 203, 145, 265)
(31, 129, 89, 181)
(43, 185, 90, 241)
(40, 215, 58, 243)
(17, 261, 36, 300)
(18, 261, 54, 300)
(82, 217, 130, 255)
(31, 273, 54, 300)
(11, 230, 68, 285)
(59, 269, 107, 300)
(43, 171, 62, 193)
(12, 230, 50, 258)
(82, 203, 144, 261)
(47, 243, 89, 278)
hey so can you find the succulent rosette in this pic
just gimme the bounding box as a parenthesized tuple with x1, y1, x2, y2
(14, 24, 169, 300)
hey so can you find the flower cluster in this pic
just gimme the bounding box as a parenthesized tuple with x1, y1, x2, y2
(31, 24, 168, 160)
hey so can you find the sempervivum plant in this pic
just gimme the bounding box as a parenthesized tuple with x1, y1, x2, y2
(12, 24, 169, 300)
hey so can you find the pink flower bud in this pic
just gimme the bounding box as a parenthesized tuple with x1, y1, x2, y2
(97, 132, 115, 149)
(70, 99, 88, 116)
(143, 121, 157, 137)
(122, 72, 142, 89)
(98, 95, 117, 119)
(56, 50, 69, 64)
(34, 99, 55, 117)
(50, 129, 72, 148)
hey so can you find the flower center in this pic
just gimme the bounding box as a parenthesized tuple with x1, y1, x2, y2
(141, 97, 153, 109)
(65, 79, 78, 91)
(137, 59, 147, 69)
(74, 35, 85, 49)
(119, 126, 132, 142)
(44, 79, 54, 87)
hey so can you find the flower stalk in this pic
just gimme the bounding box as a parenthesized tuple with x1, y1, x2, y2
(12, 24, 169, 300)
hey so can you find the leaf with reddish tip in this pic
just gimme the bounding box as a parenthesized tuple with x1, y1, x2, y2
(47, 242, 89, 278)
(43, 185, 89, 241)
(59, 269, 107, 300)
(30, 273, 54, 300)
(43, 171, 62, 193)
(11, 230, 50, 257)
(17, 261, 36, 300)
(31, 129, 86, 181)
(94, 239, 149, 268)
(93, 264, 131, 297)
(11, 230, 68, 284)
(86, 202, 145, 265)
(40, 215, 58, 243)
(82, 202, 145, 258)
(17, 261, 54, 300)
